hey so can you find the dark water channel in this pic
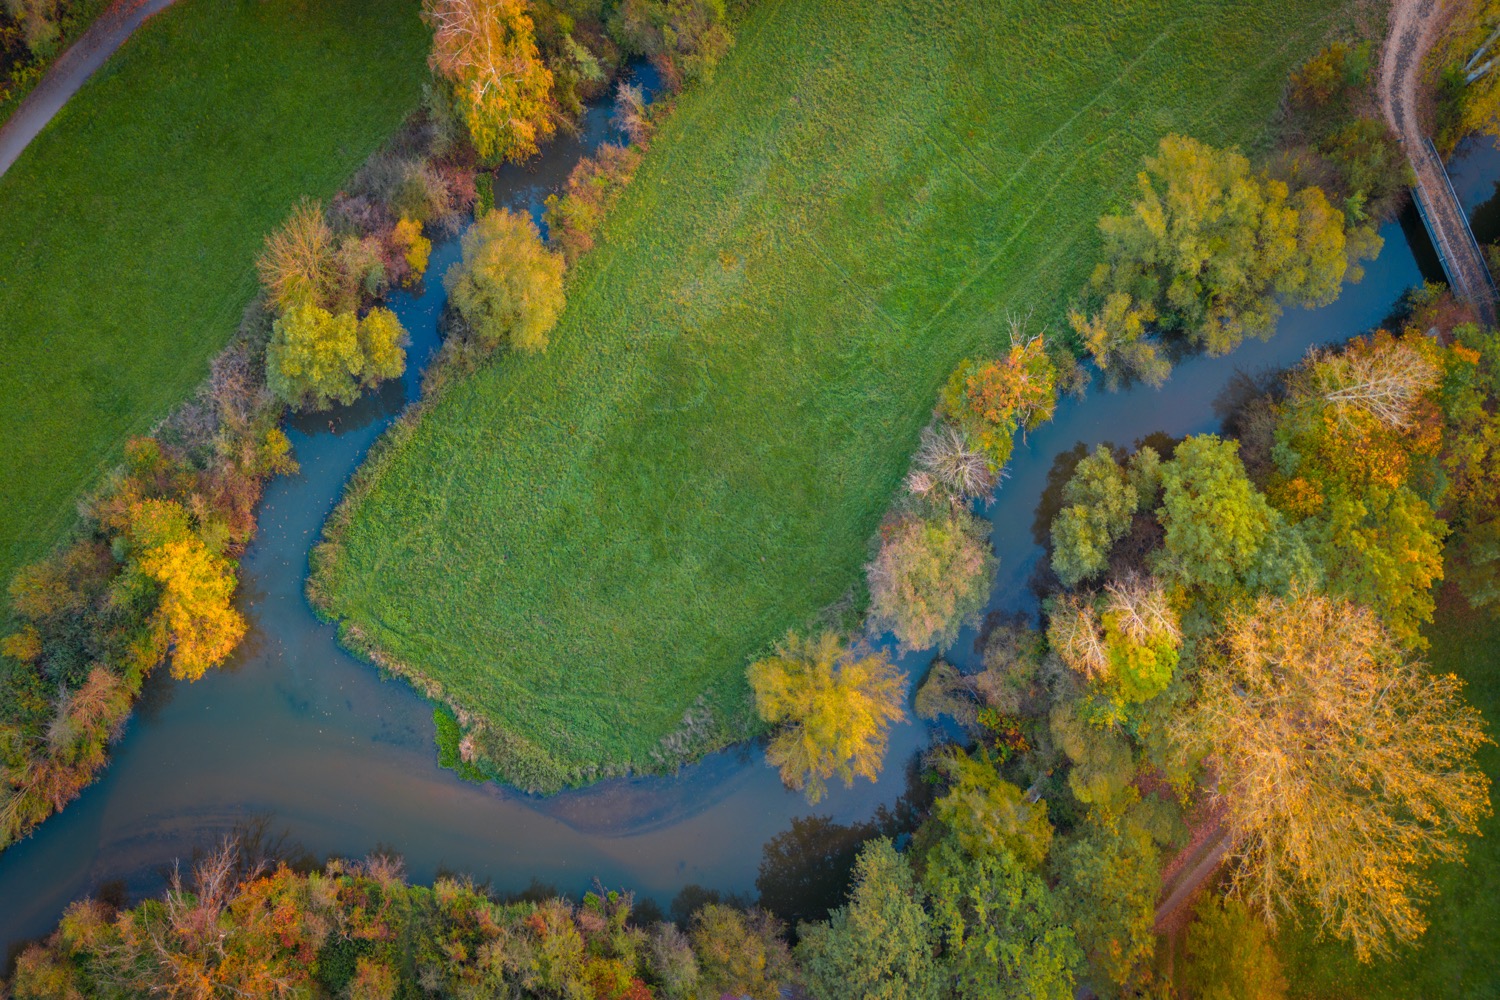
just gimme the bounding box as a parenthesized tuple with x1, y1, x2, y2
(4, 119, 1496, 953)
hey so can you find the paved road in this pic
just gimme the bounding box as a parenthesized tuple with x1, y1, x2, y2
(1380, 0, 1498, 325)
(0, 0, 181, 178)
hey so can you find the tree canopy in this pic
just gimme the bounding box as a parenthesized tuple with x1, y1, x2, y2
(445, 207, 566, 353)
(747, 632, 907, 803)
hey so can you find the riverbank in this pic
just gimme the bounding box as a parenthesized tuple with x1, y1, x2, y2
(312, 0, 1361, 793)
(0, 0, 426, 596)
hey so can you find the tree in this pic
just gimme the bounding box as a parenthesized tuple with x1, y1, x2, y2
(1048, 701, 1136, 810)
(747, 632, 907, 803)
(1176, 895, 1287, 1000)
(795, 839, 941, 1000)
(423, 0, 556, 163)
(938, 335, 1057, 471)
(1050, 445, 1143, 587)
(931, 749, 1053, 868)
(614, 0, 733, 90)
(1154, 435, 1272, 590)
(1084, 135, 1366, 358)
(907, 422, 996, 504)
(266, 304, 408, 410)
(256, 199, 340, 313)
(926, 838, 1082, 1000)
(689, 905, 793, 1000)
(1171, 592, 1492, 960)
(1067, 292, 1170, 390)
(123, 499, 247, 681)
(1049, 817, 1160, 994)
(1098, 574, 1181, 703)
(445, 207, 566, 352)
(868, 511, 996, 652)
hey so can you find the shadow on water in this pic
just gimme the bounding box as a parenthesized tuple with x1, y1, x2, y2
(4, 107, 1492, 958)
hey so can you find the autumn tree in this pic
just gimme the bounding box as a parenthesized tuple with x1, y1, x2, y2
(747, 631, 907, 803)
(266, 303, 408, 410)
(614, 0, 733, 90)
(445, 207, 566, 352)
(1079, 134, 1369, 361)
(939, 333, 1058, 471)
(1171, 592, 1492, 959)
(925, 837, 1082, 1000)
(1048, 701, 1136, 810)
(795, 839, 941, 1000)
(1154, 435, 1273, 590)
(423, 0, 556, 163)
(122, 499, 247, 681)
(689, 905, 794, 1000)
(867, 510, 996, 651)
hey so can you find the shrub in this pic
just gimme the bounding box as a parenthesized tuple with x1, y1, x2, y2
(445, 207, 566, 352)
(938, 334, 1057, 471)
(613, 0, 732, 90)
(867, 510, 996, 652)
(266, 303, 408, 410)
(256, 199, 340, 312)
(391, 217, 431, 282)
(543, 142, 644, 263)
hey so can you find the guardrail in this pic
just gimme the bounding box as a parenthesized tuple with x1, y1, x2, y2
(1423, 137, 1500, 306)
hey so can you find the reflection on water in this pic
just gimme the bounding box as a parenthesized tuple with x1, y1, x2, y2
(5, 112, 1486, 961)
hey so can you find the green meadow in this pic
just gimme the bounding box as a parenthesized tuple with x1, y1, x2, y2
(317, 0, 1351, 788)
(0, 0, 427, 591)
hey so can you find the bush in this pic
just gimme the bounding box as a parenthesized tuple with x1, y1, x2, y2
(613, 0, 732, 90)
(867, 510, 996, 652)
(266, 303, 408, 410)
(938, 335, 1057, 471)
(445, 207, 566, 352)
(543, 142, 644, 263)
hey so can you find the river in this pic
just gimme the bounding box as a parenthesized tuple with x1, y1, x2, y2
(5, 111, 1493, 955)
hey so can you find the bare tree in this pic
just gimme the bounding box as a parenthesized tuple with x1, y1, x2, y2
(1309, 337, 1439, 430)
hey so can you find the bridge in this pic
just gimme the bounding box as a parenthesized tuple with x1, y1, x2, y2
(1381, 0, 1499, 327)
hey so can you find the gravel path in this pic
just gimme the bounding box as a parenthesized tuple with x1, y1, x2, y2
(0, 0, 181, 178)
(1380, 0, 1498, 324)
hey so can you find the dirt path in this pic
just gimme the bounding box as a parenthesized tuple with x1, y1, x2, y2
(1154, 818, 1232, 933)
(1380, 0, 1498, 324)
(0, 0, 182, 178)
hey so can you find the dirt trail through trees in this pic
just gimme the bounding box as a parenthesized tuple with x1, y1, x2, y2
(0, 0, 181, 178)
(1381, 0, 1498, 324)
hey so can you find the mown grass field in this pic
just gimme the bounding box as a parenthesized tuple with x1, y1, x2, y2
(1279, 585, 1500, 999)
(0, 0, 427, 590)
(319, 0, 1351, 786)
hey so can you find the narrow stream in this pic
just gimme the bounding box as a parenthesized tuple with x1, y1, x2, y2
(3, 120, 1490, 955)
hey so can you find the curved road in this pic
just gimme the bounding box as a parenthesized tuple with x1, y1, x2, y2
(0, 0, 181, 177)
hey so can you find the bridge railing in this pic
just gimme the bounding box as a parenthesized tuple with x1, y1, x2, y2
(1422, 137, 1500, 306)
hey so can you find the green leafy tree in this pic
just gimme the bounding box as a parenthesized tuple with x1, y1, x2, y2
(795, 839, 941, 1000)
(925, 838, 1082, 1000)
(1049, 818, 1160, 995)
(266, 304, 408, 410)
(1154, 435, 1272, 590)
(1048, 701, 1136, 810)
(1067, 292, 1169, 390)
(1082, 134, 1368, 360)
(1050, 445, 1146, 587)
(445, 208, 566, 352)
(1176, 895, 1287, 1000)
(747, 632, 907, 803)
(932, 749, 1053, 868)
(868, 510, 996, 651)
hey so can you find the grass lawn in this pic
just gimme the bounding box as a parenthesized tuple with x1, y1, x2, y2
(317, 0, 1351, 789)
(0, 0, 427, 590)
(1278, 585, 1500, 999)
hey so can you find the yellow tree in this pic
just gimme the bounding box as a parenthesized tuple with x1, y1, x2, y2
(423, 0, 556, 163)
(747, 632, 907, 803)
(126, 499, 248, 681)
(1172, 592, 1492, 959)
